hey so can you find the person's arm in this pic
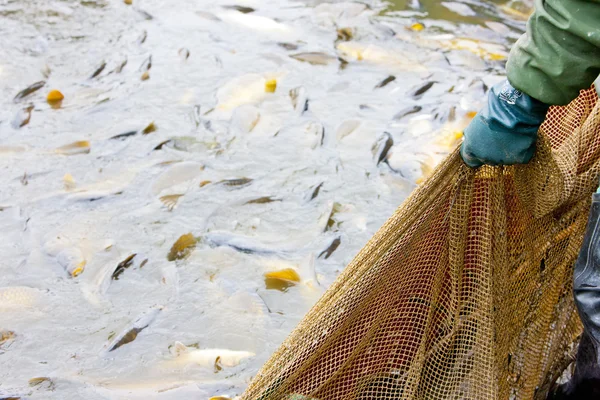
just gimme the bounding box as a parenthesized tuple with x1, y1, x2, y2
(460, 0, 600, 168)
(507, 0, 600, 106)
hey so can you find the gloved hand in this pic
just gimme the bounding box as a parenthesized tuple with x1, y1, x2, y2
(460, 80, 551, 168)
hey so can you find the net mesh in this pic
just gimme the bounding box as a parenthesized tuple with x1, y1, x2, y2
(241, 87, 600, 400)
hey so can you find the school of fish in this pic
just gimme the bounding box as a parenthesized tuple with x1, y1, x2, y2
(0, 0, 531, 398)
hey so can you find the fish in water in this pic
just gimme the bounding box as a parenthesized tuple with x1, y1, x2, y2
(160, 194, 184, 211)
(335, 119, 361, 140)
(308, 182, 324, 201)
(13, 81, 45, 102)
(106, 306, 163, 352)
(139, 55, 152, 72)
(290, 52, 338, 66)
(222, 5, 254, 13)
(89, 60, 106, 79)
(217, 178, 253, 188)
(393, 105, 422, 120)
(166, 341, 255, 368)
(55, 140, 91, 155)
(374, 75, 396, 89)
(0, 286, 45, 310)
(178, 48, 190, 61)
(410, 81, 435, 99)
(137, 30, 147, 45)
(372, 132, 393, 165)
(319, 237, 341, 259)
(245, 196, 280, 205)
(11, 105, 34, 128)
(56, 247, 86, 277)
(167, 233, 197, 261)
(204, 231, 305, 255)
(289, 86, 309, 114)
(111, 254, 137, 280)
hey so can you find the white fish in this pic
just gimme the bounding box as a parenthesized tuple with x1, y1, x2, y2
(104, 306, 163, 353)
(230, 105, 261, 133)
(335, 119, 361, 140)
(204, 231, 312, 255)
(151, 161, 205, 196)
(0, 286, 45, 310)
(216, 10, 293, 36)
(166, 342, 255, 368)
(56, 247, 86, 277)
(216, 74, 268, 111)
(336, 42, 427, 72)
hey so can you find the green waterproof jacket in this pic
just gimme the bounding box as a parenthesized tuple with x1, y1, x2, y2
(506, 0, 600, 105)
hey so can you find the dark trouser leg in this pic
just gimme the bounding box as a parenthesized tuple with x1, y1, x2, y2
(550, 194, 600, 398)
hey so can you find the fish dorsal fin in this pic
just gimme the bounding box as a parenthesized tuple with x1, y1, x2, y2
(170, 341, 188, 357)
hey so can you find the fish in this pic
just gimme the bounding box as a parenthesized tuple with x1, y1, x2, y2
(29, 377, 54, 391)
(153, 139, 172, 151)
(114, 57, 128, 73)
(192, 105, 202, 127)
(410, 81, 435, 99)
(0, 330, 16, 348)
(216, 74, 269, 111)
(335, 120, 361, 140)
(139, 55, 152, 72)
(160, 194, 183, 211)
(46, 89, 64, 107)
(372, 132, 393, 165)
(304, 121, 325, 149)
(89, 60, 106, 79)
(111, 254, 137, 280)
(278, 42, 298, 50)
(178, 48, 190, 61)
(336, 42, 427, 71)
(0, 286, 45, 310)
(111, 130, 138, 140)
(318, 237, 341, 259)
(196, 11, 221, 21)
(265, 79, 277, 93)
(290, 52, 338, 65)
(56, 247, 86, 277)
(11, 105, 34, 128)
(245, 196, 280, 205)
(13, 81, 45, 102)
(374, 75, 396, 89)
(167, 233, 197, 261)
(151, 161, 205, 195)
(203, 231, 303, 255)
(166, 341, 255, 368)
(336, 28, 353, 41)
(106, 306, 163, 352)
(64, 173, 76, 190)
(393, 105, 422, 120)
(289, 87, 309, 114)
(135, 8, 154, 20)
(217, 178, 253, 188)
(231, 105, 260, 133)
(216, 10, 292, 35)
(137, 30, 147, 45)
(308, 182, 324, 201)
(55, 140, 91, 155)
(264, 268, 301, 291)
(222, 5, 254, 13)
(142, 121, 157, 134)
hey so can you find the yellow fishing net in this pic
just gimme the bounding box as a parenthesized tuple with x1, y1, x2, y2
(241, 87, 600, 400)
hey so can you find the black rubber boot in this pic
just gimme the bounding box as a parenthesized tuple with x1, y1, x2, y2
(549, 193, 600, 398)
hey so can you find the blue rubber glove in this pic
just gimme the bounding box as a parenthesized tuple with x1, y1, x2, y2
(460, 80, 551, 168)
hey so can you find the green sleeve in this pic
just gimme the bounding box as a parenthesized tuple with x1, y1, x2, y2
(506, 0, 600, 106)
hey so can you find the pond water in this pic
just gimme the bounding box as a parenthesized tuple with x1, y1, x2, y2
(0, 0, 530, 398)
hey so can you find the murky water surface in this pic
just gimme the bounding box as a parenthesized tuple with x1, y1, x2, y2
(0, 0, 530, 398)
